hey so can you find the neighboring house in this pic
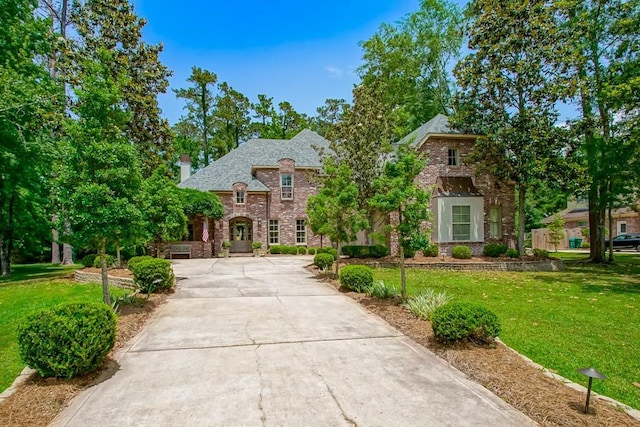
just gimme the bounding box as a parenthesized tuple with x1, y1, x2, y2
(389, 114, 516, 255)
(534, 198, 640, 249)
(178, 129, 328, 255)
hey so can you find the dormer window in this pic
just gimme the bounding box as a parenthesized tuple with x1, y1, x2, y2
(235, 190, 245, 205)
(448, 149, 459, 166)
(281, 173, 293, 200)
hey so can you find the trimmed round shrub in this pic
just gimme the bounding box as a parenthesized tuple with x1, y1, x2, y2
(93, 254, 117, 268)
(308, 247, 317, 255)
(317, 247, 338, 260)
(581, 242, 590, 248)
(339, 265, 373, 293)
(505, 249, 519, 258)
(431, 302, 501, 344)
(482, 243, 508, 258)
(269, 245, 282, 254)
(314, 253, 334, 271)
(451, 245, 472, 259)
(127, 255, 154, 272)
(423, 244, 439, 257)
(533, 248, 549, 259)
(132, 258, 175, 293)
(369, 245, 389, 258)
(283, 245, 298, 255)
(297, 246, 307, 255)
(17, 302, 117, 378)
(81, 254, 98, 268)
(252, 241, 263, 250)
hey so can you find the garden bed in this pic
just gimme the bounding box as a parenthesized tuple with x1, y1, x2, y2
(314, 267, 640, 426)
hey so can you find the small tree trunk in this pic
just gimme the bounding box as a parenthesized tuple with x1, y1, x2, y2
(589, 194, 605, 263)
(335, 241, 342, 278)
(62, 221, 73, 264)
(400, 243, 406, 300)
(607, 203, 614, 262)
(517, 185, 526, 255)
(99, 240, 111, 306)
(51, 214, 61, 264)
(116, 243, 122, 268)
(0, 237, 10, 277)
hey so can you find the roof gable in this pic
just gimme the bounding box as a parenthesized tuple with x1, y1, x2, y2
(396, 114, 472, 149)
(179, 129, 329, 192)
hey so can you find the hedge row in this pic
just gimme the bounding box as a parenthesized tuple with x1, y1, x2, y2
(341, 245, 389, 258)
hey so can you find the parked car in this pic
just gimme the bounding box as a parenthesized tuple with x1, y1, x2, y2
(605, 233, 640, 251)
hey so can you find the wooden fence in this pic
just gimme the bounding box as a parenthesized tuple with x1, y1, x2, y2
(532, 227, 586, 251)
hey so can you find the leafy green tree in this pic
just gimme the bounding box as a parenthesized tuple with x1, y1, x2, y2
(454, 0, 568, 255)
(547, 215, 566, 252)
(329, 82, 395, 208)
(306, 159, 368, 272)
(0, 0, 60, 276)
(71, 0, 173, 177)
(179, 188, 224, 219)
(58, 49, 144, 305)
(142, 167, 187, 257)
(556, 0, 640, 262)
(249, 94, 275, 138)
(313, 98, 350, 138)
(370, 147, 431, 299)
(358, 0, 463, 137)
(213, 82, 251, 155)
(174, 67, 218, 166)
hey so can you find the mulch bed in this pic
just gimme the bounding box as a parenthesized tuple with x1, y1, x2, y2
(0, 293, 168, 427)
(317, 267, 640, 427)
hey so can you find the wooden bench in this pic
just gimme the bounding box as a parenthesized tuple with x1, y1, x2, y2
(170, 244, 192, 259)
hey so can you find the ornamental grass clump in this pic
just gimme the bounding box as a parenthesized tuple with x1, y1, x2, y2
(405, 288, 452, 320)
(17, 302, 116, 378)
(339, 265, 373, 292)
(366, 280, 398, 299)
(431, 301, 501, 344)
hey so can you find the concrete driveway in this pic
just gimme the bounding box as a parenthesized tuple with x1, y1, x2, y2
(53, 256, 533, 427)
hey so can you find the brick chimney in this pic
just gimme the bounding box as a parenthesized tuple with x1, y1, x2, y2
(180, 154, 191, 183)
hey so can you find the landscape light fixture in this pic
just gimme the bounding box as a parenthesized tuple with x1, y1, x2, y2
(577, 367, 607, 414)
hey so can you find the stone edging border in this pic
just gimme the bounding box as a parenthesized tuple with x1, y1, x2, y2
(0, 367, 36, 405)
(495, 338, 640, 422)
(74, 271, 136, 289)
(360, 259, 564, 272)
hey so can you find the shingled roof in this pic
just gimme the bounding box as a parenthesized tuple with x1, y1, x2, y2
(178, 129, 329, 192)
(396, 114, 463, 148)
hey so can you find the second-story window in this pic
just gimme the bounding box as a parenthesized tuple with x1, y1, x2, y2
(281, 173, 293, 200)
(235, 190, 245, 204)
(448, 148, 459, 166)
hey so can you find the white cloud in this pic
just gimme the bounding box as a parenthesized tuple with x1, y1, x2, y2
(325, 65, 344, 78)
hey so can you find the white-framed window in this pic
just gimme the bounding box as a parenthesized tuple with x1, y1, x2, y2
(448, 149, 459, 166)
(281, 173, 293, 199)
(452, 205, 471, 240)
(618, 221, 627, 235)
(296, 219, 306, 244)
(235, 190, 245, 205)
(269, 219, 279, 244)
(489, 205, 502, 239)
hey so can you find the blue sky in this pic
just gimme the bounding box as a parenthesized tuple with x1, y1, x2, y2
(133, 0, 439, 125)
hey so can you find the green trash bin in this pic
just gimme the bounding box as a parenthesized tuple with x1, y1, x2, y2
(574, 238, 583, 248)
(568, 237, 577, 249)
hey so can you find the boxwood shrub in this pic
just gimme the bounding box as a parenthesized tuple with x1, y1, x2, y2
(81, 254, 98, 268)
(423, 244, 439, 257)
(505, 249, 519, 258)
(314, 253, 334, 271)
(339, 265, 373, 293)
(533, 248, 549, 259)
(431, 302, 501, 344)
(451, 245, 472, 259)
(269, 245, 282, 254)
(317, 247, 338, 260)
(482, 243, 508, 258)
(93, 254, 117, 268)
(131, 258, 175, 293)
(297, 246, 307, 255)
(308, 247, 317, 255)
(127, 255, 154, 271)
(342, 245, 389, 258)
(17, 302, 117, 378)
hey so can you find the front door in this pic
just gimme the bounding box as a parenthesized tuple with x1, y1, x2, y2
(230, 218, 253, 253)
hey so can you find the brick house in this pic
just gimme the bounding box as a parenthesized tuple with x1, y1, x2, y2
(389, 114, 516, 255)
(178, 129, 328, 255)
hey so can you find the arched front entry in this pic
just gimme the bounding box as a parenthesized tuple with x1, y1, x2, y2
(229, 217, 253, 253)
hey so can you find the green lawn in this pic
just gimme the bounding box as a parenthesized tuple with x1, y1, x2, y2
(0, 264, 128, 392)
(374, 253, 640, 410)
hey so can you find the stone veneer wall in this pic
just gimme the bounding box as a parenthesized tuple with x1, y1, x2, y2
(361, 259, 564, 272)
(74, 270, 136, 289)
